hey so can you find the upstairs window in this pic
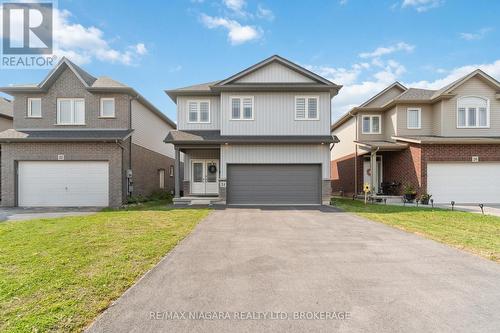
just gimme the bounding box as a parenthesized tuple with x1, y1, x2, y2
(188, 100, 210, 123)
(457, 96, 489, 128)
(407, 108, 421, 129)
(57, 98, 85, 125)
(295, 96, 319, 120)
(231, 96, 254, 120)
(27, 98, 41, 118)
(100, 98, 115, 118)
(361, 115, 381, 134)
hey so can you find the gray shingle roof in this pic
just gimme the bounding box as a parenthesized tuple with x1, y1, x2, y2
(394, 88, 436, 101)
(165, 130, 338, 144)
(0, 129, 133, 142)
(92, 76, 128, 88)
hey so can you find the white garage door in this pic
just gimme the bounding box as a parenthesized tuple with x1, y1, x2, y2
(427, 162, 500, 204)
(18, 161, 109, 207)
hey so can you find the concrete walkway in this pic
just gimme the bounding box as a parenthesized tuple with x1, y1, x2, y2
(0, 207, 99, 222)
(87, 207, 500, 333)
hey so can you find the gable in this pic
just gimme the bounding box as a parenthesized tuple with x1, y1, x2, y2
(234, 61, 316, 84)
(448, 74, 500, 97)
(363, 85, 406, 107)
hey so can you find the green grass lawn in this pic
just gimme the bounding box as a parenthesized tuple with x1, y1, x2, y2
(0, 201, 210, 333)
(332, 197, 500, 262)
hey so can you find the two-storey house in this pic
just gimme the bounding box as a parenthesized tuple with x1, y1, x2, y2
(331, 69, 500, 204)
(0, 58, 177, 207)
(165, 55, 341, 205)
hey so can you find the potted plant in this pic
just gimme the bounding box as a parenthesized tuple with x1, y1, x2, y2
(403, 184, 417, 202)
(420, 193, 432, 205)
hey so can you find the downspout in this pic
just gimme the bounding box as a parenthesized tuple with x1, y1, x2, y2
(115, 139, 125, 203)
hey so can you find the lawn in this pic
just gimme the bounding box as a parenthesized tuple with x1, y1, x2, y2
(332, 197, 500, 262)
(0, 201, 210, 333)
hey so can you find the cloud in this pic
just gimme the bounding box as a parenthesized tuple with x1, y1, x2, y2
(168, 65, 183, 73)
(200, 14, 261, 45)
(223, 0, 246, 12)
(45, 9, 146, 65)
(460, 27, 492, 41)
(359, 42, 415, 58)
(401, 0, 443, 12)
(339, 0, 348, 5)
(256, 5, 274, 21)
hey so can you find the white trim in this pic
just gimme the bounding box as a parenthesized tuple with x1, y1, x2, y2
(159, 169, 165, 189)
(230, 96, 254, 121)
(187, 99, 211, 124)
(294, 96, 320, 120)
(169, 165, 174, 177)
(361, 114, 382, 134)
(100, 97, 115, 118)
(56, 98, 86, 125)
(27, 98, 42, 118)
(406, 107, 421, 129)
(456, 95, 490, 129)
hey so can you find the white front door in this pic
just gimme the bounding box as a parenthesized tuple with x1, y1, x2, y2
(191, 160, 219, 195)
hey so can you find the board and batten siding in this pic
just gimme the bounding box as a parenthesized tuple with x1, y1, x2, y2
(234, 62, 316, 83)
(177, 96, 220, 130)
(220, 92, 331, 136)
(220, 144, 330, 180)
(440, 76, 500, 136)
(131, 100, 175, 158)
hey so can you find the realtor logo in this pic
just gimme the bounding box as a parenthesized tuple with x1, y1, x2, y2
(2, 1, 55, 68)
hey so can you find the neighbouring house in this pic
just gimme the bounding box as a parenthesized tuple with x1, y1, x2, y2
(0, 97, 14, 197)
(331, 69, 500, 204)
(0, 57, 177, 207)
(165, 55, 341, 205)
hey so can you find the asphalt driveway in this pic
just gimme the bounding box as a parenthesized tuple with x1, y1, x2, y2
(87, 207, 500, 333)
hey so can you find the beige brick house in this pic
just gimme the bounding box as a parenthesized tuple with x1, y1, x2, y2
(331, 69, 500, 204)
(0, 58, 176, 207)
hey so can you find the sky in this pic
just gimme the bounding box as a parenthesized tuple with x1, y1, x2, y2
(0, 0, 499, 122)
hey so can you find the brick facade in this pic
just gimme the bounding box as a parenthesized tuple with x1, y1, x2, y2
(331, 153, 363, 196)
(1, 142, 123, 207)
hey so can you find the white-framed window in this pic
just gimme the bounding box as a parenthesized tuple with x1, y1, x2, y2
(187, 100, 210, 123)
(230, 96, 254, 120)
(295, 96, 319, 120)
(27, 98, 42, 118)
(100, 98, 115, 118)
(457, 96, 489, 128)
(57, 98, 85, 125)
(170, 165, 174, 177)
(159, 169, 165, 189)
(361, 115, 381, 134)
(407, 107, 421, 129)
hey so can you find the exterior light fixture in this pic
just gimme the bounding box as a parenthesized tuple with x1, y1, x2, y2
(451, 201, 455, 211)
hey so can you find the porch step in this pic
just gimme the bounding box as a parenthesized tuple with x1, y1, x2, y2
(173, 196, 224, 206)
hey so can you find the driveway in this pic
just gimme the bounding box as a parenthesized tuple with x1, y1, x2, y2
(87, 207, 500, 333)
(0, 207, 99, 222)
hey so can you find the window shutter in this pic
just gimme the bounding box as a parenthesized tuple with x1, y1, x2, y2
(199, 101, 209, 122)
(296, 98, 305, 118)
(232, 98, 241, 119)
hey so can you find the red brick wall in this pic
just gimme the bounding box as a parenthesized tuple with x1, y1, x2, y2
(331, 153, 363, 196)
(381, 143, 422, 195)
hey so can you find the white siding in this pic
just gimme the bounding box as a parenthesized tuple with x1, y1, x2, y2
(131, 100, 175, 158)
(331, 117, 356, 161)
(221, 92, 331, 136)
(177, 96, 220, 130)
(235, 62, 315, 83)
(221, 144, 330, 180)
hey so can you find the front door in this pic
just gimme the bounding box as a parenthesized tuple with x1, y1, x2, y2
(363, 156, 382, 193)
(191, 160, 219, 195)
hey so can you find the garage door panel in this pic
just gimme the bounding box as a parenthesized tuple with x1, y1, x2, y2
(18, 161, 109, 207)
(227, 164, 321, 205)
(427, 162, 500, 204)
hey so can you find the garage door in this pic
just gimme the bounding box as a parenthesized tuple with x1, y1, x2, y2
(18, 161, 109, 207)
(227, 164, 321, 205)
(427, 162, 500, 204)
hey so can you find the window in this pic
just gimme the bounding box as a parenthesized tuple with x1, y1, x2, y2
(100, 98, 115, 118)
(361, 115, 381, 134)
(170, 165, 174, 177)
(407, 108, 421, 129)
(187, 100, 210, 123)
(230, 96, 254, 120)
(159, 169, 165, 189)
(27, 98, 41, 118)
(57, 98, 85, 125)
(457, 96, 489, 128)
(295, 96, 319, 120)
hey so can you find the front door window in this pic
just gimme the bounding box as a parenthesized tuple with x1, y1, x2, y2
(193, 163, 203, 182)
(191, 160, 219, 195)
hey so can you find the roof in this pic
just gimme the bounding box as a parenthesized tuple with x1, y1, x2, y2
(164, 130, 339, 145)
(431, 69, 500, 99)
(165, 55, 342, 102)
(0, 57, 176, 128)
(0, 97, 13, 119)
(394, 88, 436, 101)
(360, 82, 407, 107)
(393, 135, 500, 144)
(0, 129, 133, 142)
(355, 140, 409, 151)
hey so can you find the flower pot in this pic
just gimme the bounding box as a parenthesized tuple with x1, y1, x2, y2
(404, 193, 416, 202)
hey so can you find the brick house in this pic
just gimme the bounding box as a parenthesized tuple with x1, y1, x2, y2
(331, 69, 500, 204)
(0, 58, 177, 207)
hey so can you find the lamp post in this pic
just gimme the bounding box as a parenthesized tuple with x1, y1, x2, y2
(451, 201, 455, 211)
